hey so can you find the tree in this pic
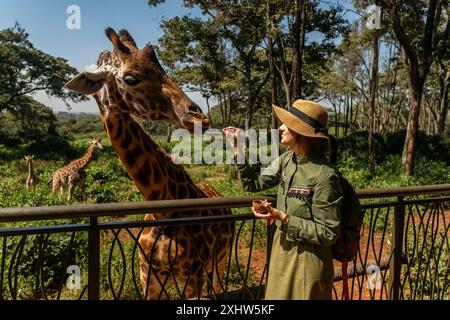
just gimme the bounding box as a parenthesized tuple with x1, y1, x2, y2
(380, 0, 449, 175)
(270, 0, 350, 107)
(151, 0, 271, 130)
(0, 24, 86, 114)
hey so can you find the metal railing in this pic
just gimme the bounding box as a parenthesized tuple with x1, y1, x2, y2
(0, 184, 449, 300)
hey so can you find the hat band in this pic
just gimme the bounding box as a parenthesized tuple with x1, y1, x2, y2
(288, 106, 328, 135)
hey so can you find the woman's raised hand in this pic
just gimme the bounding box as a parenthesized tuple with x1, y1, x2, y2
(222, 126, 240, 157)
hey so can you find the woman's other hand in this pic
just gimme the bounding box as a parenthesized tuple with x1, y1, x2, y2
(251, 199, 288, 225)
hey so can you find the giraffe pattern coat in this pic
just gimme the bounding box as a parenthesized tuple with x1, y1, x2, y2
(50, 138, 103, 202)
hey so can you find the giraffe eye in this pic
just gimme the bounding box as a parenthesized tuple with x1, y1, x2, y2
(123, 75, 140, 86)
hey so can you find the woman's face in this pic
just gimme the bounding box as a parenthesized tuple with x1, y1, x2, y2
(279, 124, 296, 147)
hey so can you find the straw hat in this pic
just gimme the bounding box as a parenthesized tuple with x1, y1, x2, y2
(272, 99, 329, 140)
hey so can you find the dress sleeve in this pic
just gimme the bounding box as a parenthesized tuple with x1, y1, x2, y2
(236, 155, 282, 192)
(285, 172, 342, 246)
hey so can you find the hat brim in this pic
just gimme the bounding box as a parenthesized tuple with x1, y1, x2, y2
(272, 105, 329, 140)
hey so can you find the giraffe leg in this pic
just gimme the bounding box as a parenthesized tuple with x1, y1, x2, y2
(67, 184, 73, 202)
(52, 177, 58, 194)
(80, 180, 87, 204)
(139, 261, 166, 300)
(182, 266, 203, 300)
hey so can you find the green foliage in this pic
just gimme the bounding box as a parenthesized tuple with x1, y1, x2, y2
(55, 112, 104, 138)
(2, 232, 88, 299)
(0, 24, 86, 114)
(403, 224, 450, 299)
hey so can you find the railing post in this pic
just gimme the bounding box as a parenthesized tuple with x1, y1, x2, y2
(389, 196, 405, 300)
(88, 217, 100, 300)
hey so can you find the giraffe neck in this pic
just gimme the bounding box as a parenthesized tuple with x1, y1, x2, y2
(27, 161, 34, 178)
(74, 145, 95, 169)
(99, 109, 201, 204)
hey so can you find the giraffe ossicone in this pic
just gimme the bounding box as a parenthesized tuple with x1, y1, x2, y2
(65, 27, 235, 299)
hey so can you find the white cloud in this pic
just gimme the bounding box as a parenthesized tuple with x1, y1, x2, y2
(84, 64, 98, 72)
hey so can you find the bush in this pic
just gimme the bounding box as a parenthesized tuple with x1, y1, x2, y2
(383, 130, 450, 164)
(336, 131, 386, 162)
(26, 134, 77, 161)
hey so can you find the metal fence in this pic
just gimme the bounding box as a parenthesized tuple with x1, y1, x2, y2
(0, 184, 449, 300)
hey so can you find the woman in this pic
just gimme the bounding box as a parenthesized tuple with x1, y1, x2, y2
(223, 99, 343, 300)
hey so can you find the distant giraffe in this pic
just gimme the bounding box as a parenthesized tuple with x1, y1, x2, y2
(24, 155, 39, 188)
(50, 138, 104, 202)
(65, 28, 235, 299)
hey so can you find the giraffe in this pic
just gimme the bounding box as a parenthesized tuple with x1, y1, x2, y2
(50, 138, 104, 202)
(65, 28, 235, 299)
(24, 155, 39, 188)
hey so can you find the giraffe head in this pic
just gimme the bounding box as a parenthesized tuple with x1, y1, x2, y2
(89, 137, 104, 151)
(65, 27, 209, 133)
(24, 155, 34, 163)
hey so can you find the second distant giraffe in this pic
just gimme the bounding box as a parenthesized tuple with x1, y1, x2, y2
(50, 138, 104, 202)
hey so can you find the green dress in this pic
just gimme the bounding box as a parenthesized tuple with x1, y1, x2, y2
(237, 150, 343, 300)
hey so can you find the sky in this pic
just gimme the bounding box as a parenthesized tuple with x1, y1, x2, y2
(0, 0, 205, 114)
(0, 0, 360, 115)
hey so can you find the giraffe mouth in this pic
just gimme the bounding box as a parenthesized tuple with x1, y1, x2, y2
(181, 117, 210, 133)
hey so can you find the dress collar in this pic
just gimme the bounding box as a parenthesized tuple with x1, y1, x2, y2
(292, 151, 328, 165)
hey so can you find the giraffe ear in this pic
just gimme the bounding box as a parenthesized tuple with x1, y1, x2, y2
(65, 71, 107, 95)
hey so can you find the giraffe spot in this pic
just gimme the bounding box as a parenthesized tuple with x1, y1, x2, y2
(177, 185, 187, 198)
(129, 121, 140, 138)
(148, 190, 160, 200)
(119, 101, 128, 110)
(106, 119, 115, 133)
(136, 98, 145, 106)
(160, 187, 167, 199)
(112, 118, 123, 140)
(152, 164, 161, 185)
(120, 129, 132, 149)
(167, 179, 177, 193)
(125, 145, 142, 165)
(135, 161, 150, 186)
(178, 238, 187, 249)
(125, 93, 132, 101)
(142, 140, 152, 154)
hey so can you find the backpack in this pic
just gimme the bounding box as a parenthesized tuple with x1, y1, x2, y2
(331, 171, 364, 300)
(332, 172, 364, 262)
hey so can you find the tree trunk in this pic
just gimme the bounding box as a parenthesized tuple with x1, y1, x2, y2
(267, 0, 278, 129)
(292, 0, 306, 100)
(275, 33, 292, 108)
(402, 81, 424, 175)
(166, 124, 172, 143)
(205, 96, 213, 127)
(437, 69, 450, 136)
(368, 28, 380, 173)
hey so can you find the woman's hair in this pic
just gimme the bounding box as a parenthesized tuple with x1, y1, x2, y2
(292, 132, 331, 157)
(328, 134, 338, 165)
